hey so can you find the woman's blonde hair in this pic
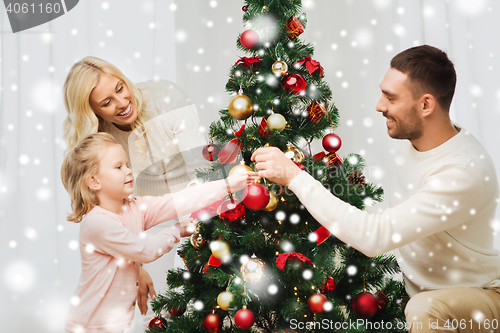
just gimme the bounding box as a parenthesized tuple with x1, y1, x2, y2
(61, 132, 119, 223)
(62, 56, 147, 149)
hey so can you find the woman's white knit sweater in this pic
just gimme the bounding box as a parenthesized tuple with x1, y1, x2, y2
(289, 127, 500, 296)
(102, 80, 208, 196)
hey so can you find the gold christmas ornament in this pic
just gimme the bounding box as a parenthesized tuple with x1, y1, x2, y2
(228, 90, 253, 120)
(272, 60, 289, 76)
(263, 192, 279, 211)
(190, 230, 206, 249)
(284, 143, 305, 164)
(217, 291, 233, 311)
(241, 254, 265, 282)
(210, 240, 230, 259)
(228, 161, 253, 177)
(267, 113, 287, 132)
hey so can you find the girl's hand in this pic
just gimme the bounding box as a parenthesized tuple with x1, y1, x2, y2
(225, 171, 258, 193)
(175, 218, 197, 237)
(137, 267, 156, 316)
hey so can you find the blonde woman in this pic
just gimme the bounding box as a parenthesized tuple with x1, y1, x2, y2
(63, 56, 209, 328)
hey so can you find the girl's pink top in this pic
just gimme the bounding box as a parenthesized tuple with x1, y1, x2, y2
(65, 180, 228, 333)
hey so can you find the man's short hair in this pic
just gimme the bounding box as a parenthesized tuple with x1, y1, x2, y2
(391, 45, 456, 111)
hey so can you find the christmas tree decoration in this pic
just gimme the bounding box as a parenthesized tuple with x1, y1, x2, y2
(284, 143, 305, 164)
(202, 142, 220, 161)
(258, 117, 270, 138)
(234, 56, 261, 69)
(286, 15, 304, 39)
(240, 30, 259, 49)
(307, 101, 327, 124)
(375, 290, 389, 310)
(241, 254, 265, 282)
(348, 170, 367, 188)
(308, 293, 328, 314)
(276, 252, 312, 271)
(282, 73, 307, 95)
(229, 161, 253, 176)
(242, 5, 248, 11)
(168, 307, 186, 317)
(218, 125, 245, 164)
(190, 230, 207, 249)
(203, 312, 223, 333)
(217, 291, 233, 311)
(228, 91, 253, 120)
(242, 183, 270, 210)
(218, 198, 246, 223)
(148, 316, 167, 332)
(352, 291, 379, 318)
(272, 60, 289, 76)
(324, 152, 344, 168)
(314, 225, 331, 245)
(263, 191, 279, 211)
(210, 240, 230, 259)
(322, 133, 342, 152)
(296, 56, 324, 77)
(190, 200, 224, 223)
(320, 277, 336, 294)
(267, 113, 287, 132)
(234, 306, 255, 330)
(203, 255, 223, 273)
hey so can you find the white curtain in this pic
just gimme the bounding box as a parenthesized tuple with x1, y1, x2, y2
(1, 1, 499, 332)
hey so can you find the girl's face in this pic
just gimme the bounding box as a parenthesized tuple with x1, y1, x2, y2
(91, 144, 134, 201)
(89, 73, 137, 131)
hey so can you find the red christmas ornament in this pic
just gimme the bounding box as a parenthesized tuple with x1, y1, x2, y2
(168, 307, 186, 317)
(234, 307, 255, 330)
(218, 124, 245, 164)
(190, 199, 224, 222)
(242, 5, 248, 11)
(320, 277, 336, 294)
(324, 152, 344, 168)
(286, 15, 304, 39)
(234, 56, 261, 69)
(352, 291, 379, 318)
(296, 56, 324, 77)
(258, 117, 270, 138)
(375, 290, 389, 310)
(322, 133, 342, 152)
(276, 252, 312, 271)
(240, 30, 259, 49)
(148, 316, 167, 332)
(307, 102, 327, 124)
(282, 73, 307, 95)
(308, 293, 328, 314)
(242, 183, 270, 210)
(202, 143, 220, 161)
(218, 198, 246, 223)
(203, 313, 223, 332)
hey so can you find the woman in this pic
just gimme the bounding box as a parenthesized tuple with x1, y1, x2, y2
(63, 56, 208, 329)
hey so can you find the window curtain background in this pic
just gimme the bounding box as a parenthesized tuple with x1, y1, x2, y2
(1, 1, 499, 331)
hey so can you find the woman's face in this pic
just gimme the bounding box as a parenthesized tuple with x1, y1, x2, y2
(89, 73, 137, 131)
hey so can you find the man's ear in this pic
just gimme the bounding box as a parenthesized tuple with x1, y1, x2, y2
(421, 93, 436, 118)
(87, 175, 101, 191)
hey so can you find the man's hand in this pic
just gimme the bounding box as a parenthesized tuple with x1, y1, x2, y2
(251, 147, 302, 186)
(137, 267, 156, 316)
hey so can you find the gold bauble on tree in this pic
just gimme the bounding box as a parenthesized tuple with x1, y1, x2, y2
(210, 240, 230, 259)
(272, 60, 288, 76)
(284, 143, 305, 164)
(228, 89, 253, 120)
(229, 161, 253, 176)
(263, 192, 279, 211)
(190, 229, 206, 249)
(267, 113, 287, 132)
(241, 254, 265, 282)
(217, 291, 233, 311)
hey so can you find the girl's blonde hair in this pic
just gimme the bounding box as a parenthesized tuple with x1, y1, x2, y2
(61, 132, 119, 223)
(62, 56, 147, 149)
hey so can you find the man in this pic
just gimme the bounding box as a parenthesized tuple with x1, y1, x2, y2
(251, 45, 500, 332)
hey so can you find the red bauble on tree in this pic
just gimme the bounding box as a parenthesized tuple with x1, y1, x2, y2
(203, 313, 223, 332)
(202, 143, 220, 161)
(218, 198, 246, 223)
(322, 133, 342, 152)
(242, 183, 270, 210)
(282, 73, 307, 95)
(320, 277, 336, 294)
(352, 291, 379, 318)
(168, 307, 185, 317)
(308, 293, 328, 314)
(240, 30, 259, 49)
(234, 307, 255, 330)
(148, 316, 167, 332)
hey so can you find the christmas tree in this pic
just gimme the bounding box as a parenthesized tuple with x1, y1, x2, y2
(149, 1, 408, 332)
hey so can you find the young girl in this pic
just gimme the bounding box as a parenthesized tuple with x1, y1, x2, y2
(61, 133, 252, 333)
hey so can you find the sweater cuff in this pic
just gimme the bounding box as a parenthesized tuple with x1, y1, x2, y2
(288, 170, 316, 196)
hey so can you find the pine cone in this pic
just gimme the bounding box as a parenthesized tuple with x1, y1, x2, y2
(348, 170, 366, 188)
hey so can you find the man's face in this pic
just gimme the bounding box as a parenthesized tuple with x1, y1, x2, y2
(376, 68, 424, 140)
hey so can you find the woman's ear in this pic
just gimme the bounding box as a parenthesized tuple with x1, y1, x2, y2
(87, 175, 101, 191)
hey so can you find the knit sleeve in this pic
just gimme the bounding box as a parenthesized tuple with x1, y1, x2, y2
(288, 168, 486, 257)
(83, 214, 181, 263)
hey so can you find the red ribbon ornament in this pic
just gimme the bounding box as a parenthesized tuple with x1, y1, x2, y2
(234, 56, 261, 69)
(296, 56, 324, 77)
(314, 226, 331, 245)
(258, 117, 269, 138)
(276, 252, 312, 271)
(218, 124, 245, 164)
(203, 254, 222, 273)
(312, 151, 326, 161)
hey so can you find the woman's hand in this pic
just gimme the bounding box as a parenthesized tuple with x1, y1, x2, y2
(225, 171, 258, 193)
(137, 267, 156, 316)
